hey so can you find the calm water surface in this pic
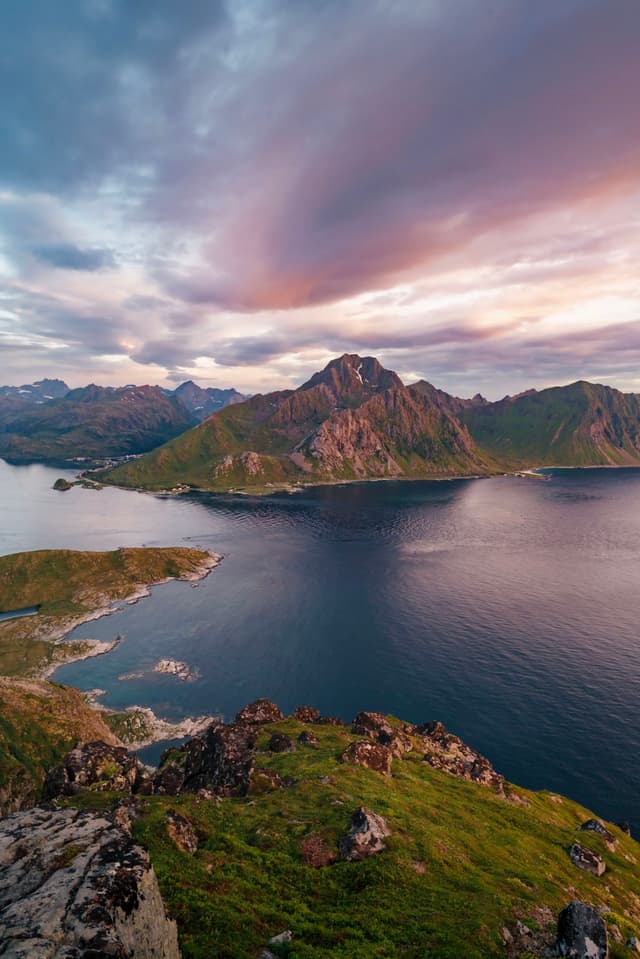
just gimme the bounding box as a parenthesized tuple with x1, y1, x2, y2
(2, 459, 640, 827)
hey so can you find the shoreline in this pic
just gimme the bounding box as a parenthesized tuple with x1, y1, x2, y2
(37, 550, 222, 681)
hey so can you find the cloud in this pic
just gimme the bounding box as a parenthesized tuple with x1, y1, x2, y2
(30, 244, 115, 271)
(1, 1, 640, 396)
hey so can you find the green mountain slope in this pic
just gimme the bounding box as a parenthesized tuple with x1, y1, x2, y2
(463, 381, 640, 468)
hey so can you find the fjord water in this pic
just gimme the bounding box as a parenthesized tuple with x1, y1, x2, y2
(2, 459, 640, 828)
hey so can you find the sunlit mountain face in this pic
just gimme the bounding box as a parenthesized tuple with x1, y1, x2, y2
(2, 1, 640, 398)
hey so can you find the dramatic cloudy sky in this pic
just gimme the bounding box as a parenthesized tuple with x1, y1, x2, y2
(1, 0, 639, 398)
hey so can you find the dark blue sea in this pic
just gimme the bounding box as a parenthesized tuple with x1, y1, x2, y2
(2, 459, 639, 828)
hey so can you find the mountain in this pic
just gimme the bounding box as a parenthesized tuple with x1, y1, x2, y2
(101, 354, 495, 490)
(0, 384, 196, 463)
(0, 378, 69, 404)
(172, 381, 246, 421)
(462, 380, 640, 467)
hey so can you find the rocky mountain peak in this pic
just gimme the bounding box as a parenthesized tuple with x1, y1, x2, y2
(299, 353, 403, 398)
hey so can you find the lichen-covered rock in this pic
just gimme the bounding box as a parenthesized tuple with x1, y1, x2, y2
(339, 807, 391, 861)
(351, 711, 394, 739)
(416, 721, 504, 793)
(341, 740, 392, 776)
(569, 842, 606, 876)
(268, 732, 295, 753)
(0, 805, 179, 958)
(235, 699, 284, 724)
(165, 810, 198, 854)
(293, 706, 321, 723)
(153, 760, 186, 796)
(555, 901, 608, 958)
(580, 819, 617, 849)
(43, 740, 152, 799)
(317, 715, 345, 726)
(157, 722, 257, 796)
(377, 729, 413, 758)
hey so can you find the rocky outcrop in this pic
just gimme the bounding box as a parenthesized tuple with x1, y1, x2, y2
(416, 721, 505, 793)
(155, 722, 257, 797)
(235, 699, 284, 725)
(298, 731, 319, 746)
(339, 807, 391, 861)
(0, 805, 180, 958)
(43, 740, 152, 799)
(569, 842, 606, 876)
(580, 819, 617, 849)
(341, 740, 392, 776)
(351, 711, 412, 757)
(555, 901, 608, 958)
(293, 706, 321, 723)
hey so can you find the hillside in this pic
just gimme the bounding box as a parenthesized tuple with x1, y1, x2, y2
(2, 697, 638, 957)
(101, 354, 497, 491)
(0, 384, 197, 464)
(462, 381, 640, 468)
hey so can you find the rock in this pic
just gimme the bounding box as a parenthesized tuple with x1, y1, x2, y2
(52, 477, 72, 491)
(160, 721, 258, 796)
(269, 929, 293, 944)
(351, 711, 394, 738)
(569, 842, 606, 876)
(43, 740, 152, 799)
(235, 698, 284, 724)
(165, 810, 198, 853)
(580, 819, 617, 849)
(294, 706, 321, 723)
(617, 820, 632, 836)
(555, 901, 608, 958)
(339, 807, 391, 861)
(268, 732, 295, 753)
(609, 924, 623, 943)
(341, 740, 392, 776)
(298, 730, 320, 746)
(378, 728, 413, 758)
(627, 937, 640, 952)
(416, 721, 504, 793)
(317, 715, 345, 726)
(0, 805, 179, 958)
(153, 760, 186, 796)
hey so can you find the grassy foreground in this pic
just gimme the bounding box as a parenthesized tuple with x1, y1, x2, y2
(72, 717, 640, 959)
(0, 546, 217, 677)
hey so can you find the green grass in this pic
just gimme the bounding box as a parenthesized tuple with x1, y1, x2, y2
(70, 717, 640, 958)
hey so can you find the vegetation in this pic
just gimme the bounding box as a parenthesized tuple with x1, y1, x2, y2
(0, 676, 118, 814)
(68, 717, 640, 958)
(0, 546, 214, 677)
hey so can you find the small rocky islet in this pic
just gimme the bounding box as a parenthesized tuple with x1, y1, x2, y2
(1, 696, 638, 958)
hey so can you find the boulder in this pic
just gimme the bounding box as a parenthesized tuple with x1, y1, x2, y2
(569, 842, 606, 876)
(165, 810, 198, 853)
(43, 740, 152, 799)
(580, 819, 617, 849)
(155, 721, 257, 797)
(416, 721, 504, 793)
(0, 805, 179, 958)
(293, 706, 321, 723)
(339, 807, 391, 861)
(268, 732, 295, 753)
(317, 715, 345, 726)
(341, 740, 392, 776)
(235, 698, 284, 724)
(378, 728, 413, 758)
(555, 901, 608, 958)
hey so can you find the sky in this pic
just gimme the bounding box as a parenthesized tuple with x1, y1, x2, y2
(1, 0, 639, 400)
